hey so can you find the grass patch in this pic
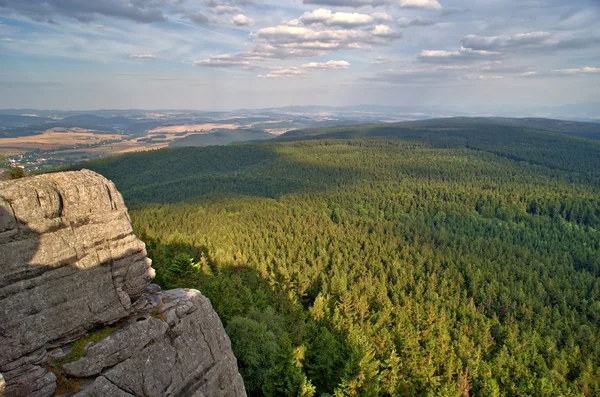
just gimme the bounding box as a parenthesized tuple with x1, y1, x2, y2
(48, 326, 118, 395)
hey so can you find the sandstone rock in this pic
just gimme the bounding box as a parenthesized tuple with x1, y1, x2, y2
(0, 170, 246, 397)
(71, 376, 134, 397)
(0, 365, 56, 397)
(0, 170, 154, 367)
(75, 289, 246, 397)
(63, 317, 169, 378)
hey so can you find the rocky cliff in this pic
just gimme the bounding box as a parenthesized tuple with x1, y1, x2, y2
(0, 170, 246, 397)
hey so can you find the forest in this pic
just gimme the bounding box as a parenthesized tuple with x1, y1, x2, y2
(71, 120, 600, 396)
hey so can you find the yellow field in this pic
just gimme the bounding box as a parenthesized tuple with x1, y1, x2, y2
(0, 148, 27, 156)
(57, 140, 169, 155)
(0, 128, 123, 151)
(147, 123, 238, 133)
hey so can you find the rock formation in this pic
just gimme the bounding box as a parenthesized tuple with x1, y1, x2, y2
(0, 170, 246, 397)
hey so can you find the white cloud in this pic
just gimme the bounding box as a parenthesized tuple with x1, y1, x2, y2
(420, 49, 459, 57)
(196, 6, 402, 68)
(129, 54, 157, 59)
(253, 24, 399, 53)
(299, 9, 392, 27)
(554, 66, 600, 75)
(372, 25, 397, 37)
(232, 14, 253, 26)
(194, 54, 251, 67)
(517, 67, 600, 78)
(301, 9, 372, 27)
(398, 0, 442, 10)
(258, 67, 307, 79)
(418, 45, 502, 64)
(302, 60, 351, 70)
(520, 71, 539, 77)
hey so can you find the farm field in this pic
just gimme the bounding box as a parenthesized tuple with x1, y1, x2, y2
(0, 128, 122, 151)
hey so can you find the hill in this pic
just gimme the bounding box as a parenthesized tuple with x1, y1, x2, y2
(70, 120, 600, 396)
(60, 114, 134, 126)
(278, 117, 600, 141)
(169, 128, 274, 148)
(0, 114, 51, 128)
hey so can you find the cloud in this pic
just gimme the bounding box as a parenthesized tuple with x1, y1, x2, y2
(520, 71, 539, 77)
(232, 14, 253, 26)
(212, 5, 243, 14)
(0, 38, 14, 42)
(129, 54, 157, 59)
(370, 56, 389, 64)
(459, 31, 599, 54)
(252, 24, 400, 54)
(303, 0, 442, 10)
(195, 5, 402, 68)
(397, 17, 438, 28)
(517, 67, 600, 78)
(398, 0, 442, 10)
(416, 31, 581, 66)
(187, 11, 223, 25)
(371, 25, 398, 37)
(461, 31, 554, 51)
(460, 74, 503, 80)
(299, 8, 391, 27)
(0, 0, 171, 23)
(372, 13, 393, 22)
(194, 54, 251, 67)
(418, 46, 501, 64)
(302, 60, 351, 70)
(553, 66, 600, 75)
(258, 67, 307, 79)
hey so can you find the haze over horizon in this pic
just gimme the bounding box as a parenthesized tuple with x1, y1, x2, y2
(1, 0, 599, 111)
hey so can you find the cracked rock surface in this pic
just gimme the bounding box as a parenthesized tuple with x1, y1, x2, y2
(0, 170, 246, 397)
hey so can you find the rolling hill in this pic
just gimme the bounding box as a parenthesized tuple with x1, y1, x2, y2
(169, 128, 274, 148)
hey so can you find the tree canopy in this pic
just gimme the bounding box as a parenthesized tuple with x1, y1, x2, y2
(74, 122, 600, 396)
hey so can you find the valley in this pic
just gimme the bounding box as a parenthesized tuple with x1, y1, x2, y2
(1, 107, 405, 172)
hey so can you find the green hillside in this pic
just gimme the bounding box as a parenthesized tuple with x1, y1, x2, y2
(169, 128, 275, 148)
(278, 118, 600, 142)
(73, 121, 600, 396)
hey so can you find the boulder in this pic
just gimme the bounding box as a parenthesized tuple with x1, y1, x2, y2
(0, 170, 246, 397)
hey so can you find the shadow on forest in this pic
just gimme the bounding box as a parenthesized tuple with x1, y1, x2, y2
(143, 236, 353, 396)
(71, 143, 376, 205)
(67, 123, 600, 205)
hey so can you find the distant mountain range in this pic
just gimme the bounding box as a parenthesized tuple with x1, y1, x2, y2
(1, 103, 598, 123)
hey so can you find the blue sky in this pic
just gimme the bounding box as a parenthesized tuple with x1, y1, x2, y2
(0, 0, 598, 110)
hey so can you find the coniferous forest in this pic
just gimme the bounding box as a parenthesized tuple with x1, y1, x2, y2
(72, 120, 600, 396)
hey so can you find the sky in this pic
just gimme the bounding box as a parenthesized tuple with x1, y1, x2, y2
(0, 0, 599, 111)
